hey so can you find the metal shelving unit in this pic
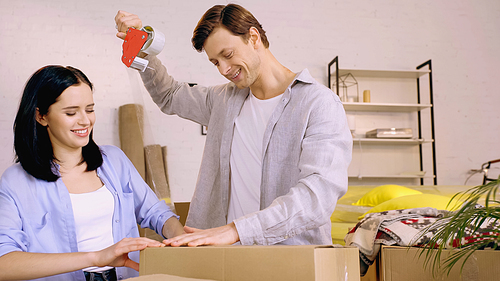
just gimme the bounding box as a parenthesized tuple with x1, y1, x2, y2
(329, 56, 437, 185)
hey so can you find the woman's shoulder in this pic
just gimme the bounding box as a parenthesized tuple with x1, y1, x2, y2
(0, 163, 33, 189)
(2, 163, 28, 178)
(99, 145, 135, 168)
(98, 145, 130, 165)
(99, 144, 124, 155)
(97, 145, 137, 181)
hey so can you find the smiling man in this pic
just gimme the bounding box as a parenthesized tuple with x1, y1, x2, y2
(114, 4, 352, 246)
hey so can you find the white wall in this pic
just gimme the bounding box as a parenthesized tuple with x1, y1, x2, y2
(1, 0, 499, 202)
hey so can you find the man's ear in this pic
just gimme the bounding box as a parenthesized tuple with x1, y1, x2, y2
(36, 108, 48, 126)
(248, 27, 261, 49)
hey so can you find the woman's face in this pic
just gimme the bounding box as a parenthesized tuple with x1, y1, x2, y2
(37, 83, 95, 154)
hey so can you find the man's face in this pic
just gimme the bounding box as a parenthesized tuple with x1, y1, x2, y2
(204, 27, 261, 89)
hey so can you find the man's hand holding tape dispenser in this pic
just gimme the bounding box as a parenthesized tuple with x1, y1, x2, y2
(114, 5, 351, 247)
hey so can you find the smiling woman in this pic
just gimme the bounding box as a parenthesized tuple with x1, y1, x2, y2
(14, 66, 101, 182)
(0, 65, 184, 281)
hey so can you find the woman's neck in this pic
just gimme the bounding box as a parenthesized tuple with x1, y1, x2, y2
(53, 147, 85, 173)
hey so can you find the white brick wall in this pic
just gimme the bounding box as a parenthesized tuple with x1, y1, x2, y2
(1, 0, 499, 201)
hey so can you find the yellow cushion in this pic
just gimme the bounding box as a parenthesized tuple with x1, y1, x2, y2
(352, 184, 422, 207)
(359, 194, 463, 219)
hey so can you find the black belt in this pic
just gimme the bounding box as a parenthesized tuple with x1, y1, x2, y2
(84, 268, 117, 281)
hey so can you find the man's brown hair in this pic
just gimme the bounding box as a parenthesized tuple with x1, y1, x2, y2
(192, 4, 269, 52)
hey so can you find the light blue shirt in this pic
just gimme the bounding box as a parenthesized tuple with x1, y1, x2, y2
(0, 145, 177, 280)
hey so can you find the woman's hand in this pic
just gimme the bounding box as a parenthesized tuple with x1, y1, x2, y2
(0, 237, 164, 280)
(93, 237, 164, 271)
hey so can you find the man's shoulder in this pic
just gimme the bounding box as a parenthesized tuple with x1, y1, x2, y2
(213, 81, 248, 95)
(292, 70, 338, 100)
(294, 69, 333, 92)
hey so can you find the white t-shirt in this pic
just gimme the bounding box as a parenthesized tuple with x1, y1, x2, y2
(69, 185, 114, 272)
(227, 92, 283, 224)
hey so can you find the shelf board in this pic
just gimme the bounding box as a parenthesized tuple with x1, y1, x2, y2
(333, 68, 430, 79)
(348, 174, 435, 179)
(343, 102, 432, 112)
(352, 138, 434, 144)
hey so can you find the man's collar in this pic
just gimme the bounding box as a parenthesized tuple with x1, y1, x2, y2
(291, 69, 315, 87)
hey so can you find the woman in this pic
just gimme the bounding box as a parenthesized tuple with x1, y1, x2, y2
(0, 65, 184, 281)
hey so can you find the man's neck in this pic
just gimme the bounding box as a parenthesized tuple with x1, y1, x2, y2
(250, 49, 296, 100)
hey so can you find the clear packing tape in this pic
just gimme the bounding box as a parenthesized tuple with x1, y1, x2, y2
(118, 25, 174, 240)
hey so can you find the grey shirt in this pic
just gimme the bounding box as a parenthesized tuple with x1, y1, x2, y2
(140, 56, 352, 245)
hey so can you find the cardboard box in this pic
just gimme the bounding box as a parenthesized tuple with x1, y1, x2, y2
(360, 256, 379, 281)
(139, 245, 360, 281)
(380, 246, 500, 281)
(128, 273, 216, 280)
(173, 202, 190, 226)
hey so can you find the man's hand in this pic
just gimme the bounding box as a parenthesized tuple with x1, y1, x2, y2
(163, 222, 240, 247)
(114, 10, 142, 40)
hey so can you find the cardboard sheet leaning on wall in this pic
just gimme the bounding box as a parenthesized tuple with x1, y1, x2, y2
(118, 102, 174, 242)
(118, 102, 173, 206)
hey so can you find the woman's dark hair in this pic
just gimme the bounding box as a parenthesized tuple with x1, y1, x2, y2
(192, 4, 269, 52)
(13, 65, 103, 182)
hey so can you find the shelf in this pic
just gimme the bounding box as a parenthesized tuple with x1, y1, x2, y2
(348, 174, 436, 179)
(352, 138, 434, 145)
(334, 68, 430, 79)
(342, 102, 432, 112)
(329, 57, 436, 185)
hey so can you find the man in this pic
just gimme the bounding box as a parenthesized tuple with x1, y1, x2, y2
(114, 4, 352, 247)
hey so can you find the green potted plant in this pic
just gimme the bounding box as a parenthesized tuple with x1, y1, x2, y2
(417, 176, 500, 276)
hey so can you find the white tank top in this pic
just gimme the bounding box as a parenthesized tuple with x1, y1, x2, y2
(227, 92, 283, 224)
(69, 185, 114, 272)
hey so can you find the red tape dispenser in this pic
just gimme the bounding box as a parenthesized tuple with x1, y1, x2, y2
(121, 26, 165, 72)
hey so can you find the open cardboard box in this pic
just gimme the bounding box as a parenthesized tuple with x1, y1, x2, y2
(139, 245, 360, 281)
(380, 246, 500, 281)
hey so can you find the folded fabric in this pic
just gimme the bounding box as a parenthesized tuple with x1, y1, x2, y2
(345, 206, 500, 276)
(352, 184, 422, 207)
(345, 207, 445, 275)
